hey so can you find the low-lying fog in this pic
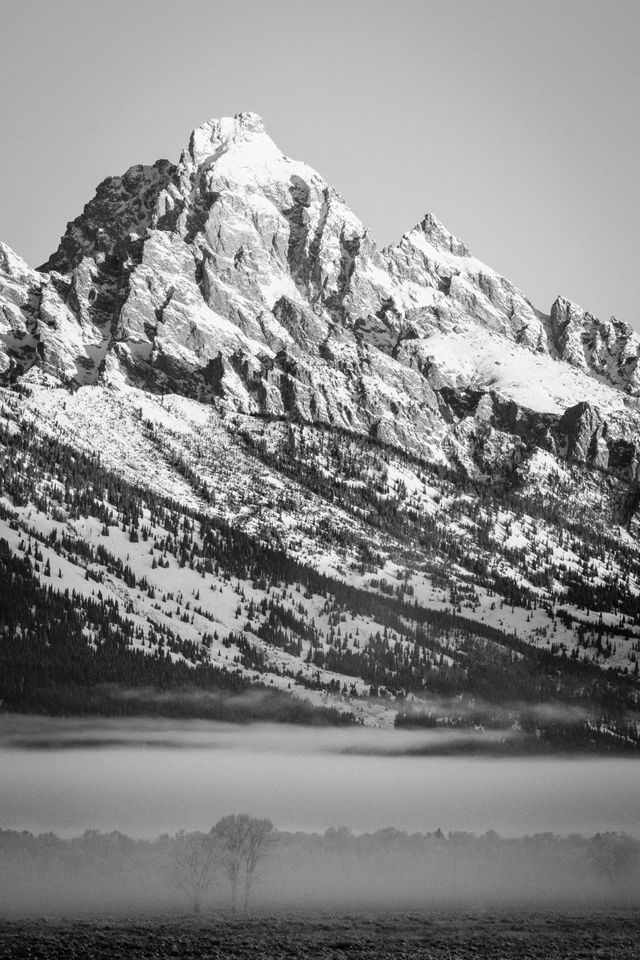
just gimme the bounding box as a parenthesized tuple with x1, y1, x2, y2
(2, 716, 639, 838)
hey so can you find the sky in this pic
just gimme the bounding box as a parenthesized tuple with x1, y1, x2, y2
(1, 0, 638, 326)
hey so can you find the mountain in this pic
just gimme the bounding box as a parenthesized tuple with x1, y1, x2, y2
(1, 112, 640, 747)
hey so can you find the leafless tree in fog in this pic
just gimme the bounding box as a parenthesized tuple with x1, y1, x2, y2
(589, 832, 640, 893)
(212, 814, 277, 913)
(242, 816, 276, 911)
(212, 814, 250, 914)
(172, 830, 217, 917)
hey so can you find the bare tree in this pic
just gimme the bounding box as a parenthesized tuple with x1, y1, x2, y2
(172, 830, 217, 917)
(212, 814, 251, 914)
(212, 814, 277, 913)
(243, 817, 276, 912)
(590, 832, 640, 893)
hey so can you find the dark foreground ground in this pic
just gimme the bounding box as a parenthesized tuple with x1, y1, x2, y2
(1, 913, 639, 959)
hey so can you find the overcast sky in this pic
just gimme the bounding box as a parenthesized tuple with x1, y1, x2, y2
(1, 0, 638, 326)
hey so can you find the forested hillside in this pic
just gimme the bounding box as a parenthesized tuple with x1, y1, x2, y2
(1, 389, 639, 749)
(2, 112, 640, 750)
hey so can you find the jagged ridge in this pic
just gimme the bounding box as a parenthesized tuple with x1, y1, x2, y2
(1, 111, 640, 734)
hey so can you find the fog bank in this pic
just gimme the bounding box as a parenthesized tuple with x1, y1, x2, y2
(2, 717, 640, 839)
(1, 824, 639, 917)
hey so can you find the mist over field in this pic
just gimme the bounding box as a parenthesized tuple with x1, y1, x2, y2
(3, 716, 640, 835)
(1, 715, 639, 919)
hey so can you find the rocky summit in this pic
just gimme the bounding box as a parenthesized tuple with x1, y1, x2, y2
(1, 112, 640, 744)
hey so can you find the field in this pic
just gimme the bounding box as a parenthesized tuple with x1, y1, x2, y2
(1, 912, 639, 959)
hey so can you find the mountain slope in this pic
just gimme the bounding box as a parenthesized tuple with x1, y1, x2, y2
(1, 112, 639, 744)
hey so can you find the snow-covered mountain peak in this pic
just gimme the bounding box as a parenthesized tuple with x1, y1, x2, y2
(0, 241, 39, 284)
(175, 110, 319, 198)
(188, 111, 267, 157)
(2, 110, 640, 474)
(3, 113, 640, 735)
(180, 112, 272, 175)
(407, 212, 471, 258)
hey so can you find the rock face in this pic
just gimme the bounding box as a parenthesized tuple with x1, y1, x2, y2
(385, 213, 548, 353)
(1, 111, 639, 479)
(40, 160, 176, 275)
(5, 111, 640, 724)
(549, 296, 640, 393)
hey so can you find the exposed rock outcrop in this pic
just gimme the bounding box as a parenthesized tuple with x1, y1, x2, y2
(1, 111, 639, 499)
(549, 296, 640, 394)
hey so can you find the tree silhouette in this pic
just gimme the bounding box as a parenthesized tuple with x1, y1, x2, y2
(212, 814, 277, 912)
(212, 815, 250, 914)
(242, 817, 276, 911)
(589, 832, 640, 891)
(172, 830, 217, 917)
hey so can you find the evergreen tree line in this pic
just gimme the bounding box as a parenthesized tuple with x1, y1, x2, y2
(0, 415, 639, 746)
